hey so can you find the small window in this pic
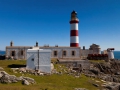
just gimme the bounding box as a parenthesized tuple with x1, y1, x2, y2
(21, 50, 23, 55)
(11, 51, 15, 56)
(31, 58, 34, 61)
(54, 51, 57, 56)
(71, 51, 75, 56)
(63, 51, 66, 56)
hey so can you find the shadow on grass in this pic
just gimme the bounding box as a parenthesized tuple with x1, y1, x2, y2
(8, 64, 26, 68)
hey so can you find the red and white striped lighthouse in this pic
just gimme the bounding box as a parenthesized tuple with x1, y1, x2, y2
(70, 10, 79, 47)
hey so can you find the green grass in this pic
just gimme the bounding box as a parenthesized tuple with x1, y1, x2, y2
(89, 60, 105, 63)
(0, 60, 101, 90)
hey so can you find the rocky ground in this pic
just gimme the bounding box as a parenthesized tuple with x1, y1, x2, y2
(0, 67, 36, 85)
(83, 59, 120, 90)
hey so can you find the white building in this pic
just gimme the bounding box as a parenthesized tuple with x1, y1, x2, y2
(26, 47, 51, 73)
(6, 42, 101, 60)
(107, 48, 114, 59)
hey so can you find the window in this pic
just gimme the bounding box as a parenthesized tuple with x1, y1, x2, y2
(63, 51, 66, 56)
(71, 51, 75, 56)
(31, 58, 34, 61)
(11, 51, 15, 56)
(21, 50, 23, 55)
(54, 51, 57, 56)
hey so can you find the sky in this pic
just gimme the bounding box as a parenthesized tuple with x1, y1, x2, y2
(0, 0, 120, 51)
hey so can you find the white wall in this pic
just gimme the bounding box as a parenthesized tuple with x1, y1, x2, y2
(6, 46, 102, 59)
(108, 51, 114, 59)
(26, 49, 51, 73)
(6, 47, 96, 59)
(39, 51, 51, 73)
(26, 51, 37, 69)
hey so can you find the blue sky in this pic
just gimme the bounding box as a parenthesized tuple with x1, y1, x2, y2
(0, 0, 120, 51)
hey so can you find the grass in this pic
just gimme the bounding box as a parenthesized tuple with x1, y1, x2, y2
(89, 60, 105, 63)
(0, 60, 102, 90)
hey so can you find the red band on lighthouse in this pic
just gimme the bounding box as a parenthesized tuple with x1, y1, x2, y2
(70, 20, 79, 24)
(70, 43, 79, 47)
(70, 30, 79, 36)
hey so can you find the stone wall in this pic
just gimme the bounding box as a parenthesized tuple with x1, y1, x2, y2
(89, 44, 101, 54)
(80, 49, 93, 59)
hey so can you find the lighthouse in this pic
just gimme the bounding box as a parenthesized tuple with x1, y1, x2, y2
(70, 11, 79, 47)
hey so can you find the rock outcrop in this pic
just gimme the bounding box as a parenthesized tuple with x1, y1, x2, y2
(0, 70, 35, 85)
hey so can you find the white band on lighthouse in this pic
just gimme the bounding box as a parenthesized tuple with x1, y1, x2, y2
(70, 36, 79, 43)
(70, 23, 78, 30)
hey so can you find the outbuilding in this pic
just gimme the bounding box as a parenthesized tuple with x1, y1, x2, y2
(26, 47, 51, 73)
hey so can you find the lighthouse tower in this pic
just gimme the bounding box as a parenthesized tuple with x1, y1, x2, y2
(70, 11, 79, 47)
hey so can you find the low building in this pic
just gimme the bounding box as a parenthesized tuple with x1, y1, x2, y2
(26, 47, 51, 73)
(6, 42, 101, 60)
